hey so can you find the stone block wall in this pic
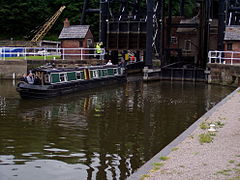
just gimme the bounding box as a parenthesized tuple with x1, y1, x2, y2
(0, 60, 27, 79)
(207, 63, 240, 87)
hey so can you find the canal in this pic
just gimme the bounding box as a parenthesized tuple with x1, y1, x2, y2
(0, 79, 234, 180)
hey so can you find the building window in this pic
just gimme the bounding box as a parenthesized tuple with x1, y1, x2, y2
(79, 40, 83, 47)
(227, 43, 233, 50)
(184, 40, 191, 51)
(87, 39, 93, 47)
(171, 36, 177, 44)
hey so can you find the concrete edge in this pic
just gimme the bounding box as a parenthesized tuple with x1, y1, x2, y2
(127, 87, 240, 180)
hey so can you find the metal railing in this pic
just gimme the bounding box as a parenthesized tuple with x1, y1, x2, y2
(0, 47, 105, 60)
(208, 50, 240, 65)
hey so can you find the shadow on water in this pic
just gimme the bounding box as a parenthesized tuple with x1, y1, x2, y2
(0, 79, 235, 179)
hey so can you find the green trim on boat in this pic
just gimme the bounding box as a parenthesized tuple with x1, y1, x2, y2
(107, 69, 114, 75)
(51, 74, 60, 83)
(67, 72, 77, 81)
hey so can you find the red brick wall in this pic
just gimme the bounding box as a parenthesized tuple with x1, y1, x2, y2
(60, 29, 94, 60)
(224, 41, 240, 64)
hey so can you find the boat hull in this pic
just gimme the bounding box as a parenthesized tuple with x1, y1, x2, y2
(16, 76, 126, 99)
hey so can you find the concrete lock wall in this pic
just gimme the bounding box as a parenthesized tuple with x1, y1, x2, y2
(0, 59, 103, 80)
(0, 60, 27, 79)
(207, 64, 240, 87)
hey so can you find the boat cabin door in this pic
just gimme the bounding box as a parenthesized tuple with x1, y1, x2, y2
(84, 69, 90, 80)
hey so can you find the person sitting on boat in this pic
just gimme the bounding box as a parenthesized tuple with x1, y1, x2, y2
(106, 60, 113, 65)
(20, 73, 28, 83)
(33, 75, 41, 85)
(27, 73, 34, 84)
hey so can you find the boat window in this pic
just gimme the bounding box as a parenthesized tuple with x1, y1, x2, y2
(67, 72, 77, 81)
(118, 68, 122, 75)
(51, 74, 60, 83)
(94, 70, 98, 78)
(81, 71, 85, 79)
(113, 69, 118, 75)
(107, 68, 114, 76)
(60, 73, 66, 82)
(90, 71, 94, 78)
(76, 72, 81, 79)
(44, 74, 50, 83)
(76, 71, 85, 80)
(102, 69, 108, 76)
(98, 70, 102, 77)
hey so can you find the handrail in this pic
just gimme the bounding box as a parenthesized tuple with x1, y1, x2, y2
(208, 50, 240, 65)
(0, 47, 105, 60)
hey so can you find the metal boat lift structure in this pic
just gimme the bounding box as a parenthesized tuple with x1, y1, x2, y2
(80, 0, 240, 69)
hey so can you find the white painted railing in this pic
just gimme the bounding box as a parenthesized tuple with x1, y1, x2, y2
(0, 47, 105, 60)
(208, 50, 240, 65)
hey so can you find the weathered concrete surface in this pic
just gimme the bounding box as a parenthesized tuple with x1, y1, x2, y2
(207, 63, 240, 87)
(136, 88, 240, 180)
(0, 60, 27, 79)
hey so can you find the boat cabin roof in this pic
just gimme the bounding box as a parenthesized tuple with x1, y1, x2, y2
(32, 65, 118, 74)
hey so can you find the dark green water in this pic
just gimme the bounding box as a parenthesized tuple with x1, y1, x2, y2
(0, 79, 234, 180)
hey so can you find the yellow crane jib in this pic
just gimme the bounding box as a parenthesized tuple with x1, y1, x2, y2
(31, 6, 66, 43)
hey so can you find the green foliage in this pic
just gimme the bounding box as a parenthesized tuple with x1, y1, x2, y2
(171, 147, 179, 151)
(160, 156, 170, 161)
(199, 133, 213, 144)
(0, 0, 197, 40)
(200, 122, 209, 129)
(216, 169, 232, 176)
(215, 121, 225, 128)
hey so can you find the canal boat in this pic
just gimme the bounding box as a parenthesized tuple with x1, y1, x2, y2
(16, 64, 125, 99)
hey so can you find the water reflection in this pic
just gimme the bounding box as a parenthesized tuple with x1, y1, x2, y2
(0, 80, 234, 179)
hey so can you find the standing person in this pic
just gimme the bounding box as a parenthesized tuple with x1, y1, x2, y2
(96, 43, 101, 59)
(99, 42, 104, 60)
(27, 73, 34, 84)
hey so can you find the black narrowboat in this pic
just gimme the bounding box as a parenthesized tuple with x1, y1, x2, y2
(16, 65, 125, 99)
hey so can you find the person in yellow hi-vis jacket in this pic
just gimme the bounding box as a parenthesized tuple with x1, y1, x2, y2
(95, 43, 103, 60)
(95, 43, 102, 59)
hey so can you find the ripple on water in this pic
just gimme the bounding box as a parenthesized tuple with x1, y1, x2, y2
(43, 148, 69, 153)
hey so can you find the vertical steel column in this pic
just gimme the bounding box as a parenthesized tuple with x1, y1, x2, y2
(198, 0, 211, 68)
(100, 0, 108, 46)
(166, 0, 173, 64)
(218, 0, 226, 51)
(145, 0, 154, 67)
(180, 0, 185, 16)
(160, 0, 165, 65)
(80, 0, 89, 24)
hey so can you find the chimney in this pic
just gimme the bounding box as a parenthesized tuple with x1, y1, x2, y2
(64, 18, 70, 28)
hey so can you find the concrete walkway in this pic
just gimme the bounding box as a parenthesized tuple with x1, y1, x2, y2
(129, 88, 240, 180)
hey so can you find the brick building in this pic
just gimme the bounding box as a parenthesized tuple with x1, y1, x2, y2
(224, 26, 240, 64)
(176, 17, 218, 64)
(59, 18, 94, 59)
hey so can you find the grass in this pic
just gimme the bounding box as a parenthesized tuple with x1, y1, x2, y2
(199, 133, 213, 144)
(150, 162, 164, 172)
(229, 160, 235, 164)
(216, 169, 232, 176)
(160, 156, 170, 161)
(2, 55, 61, 60)
(215, 121, 225, 128)
(228, 176, 240, 180)
(171, 147, 179, 151)
(200, 122, 209, 129)
(140, 174, 150, 180)
(153, 162, 164, 167)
